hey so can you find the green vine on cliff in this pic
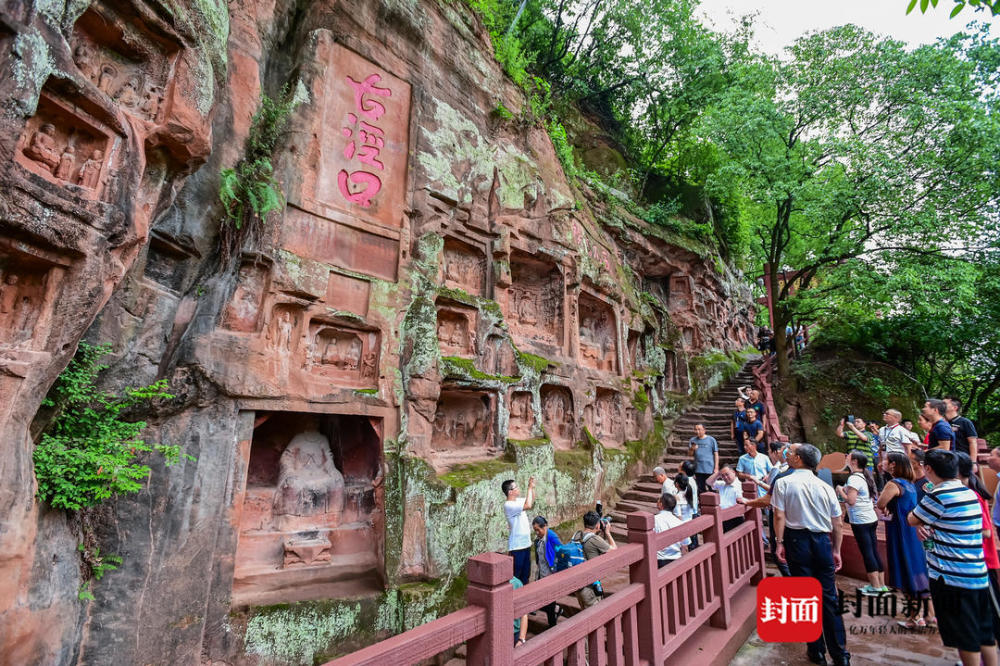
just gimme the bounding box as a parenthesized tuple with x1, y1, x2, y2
(218, 84, 303, 264)
(33, 342, 191, 511)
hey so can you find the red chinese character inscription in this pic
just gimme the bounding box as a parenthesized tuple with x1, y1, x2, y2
(339, 74, 393, 208)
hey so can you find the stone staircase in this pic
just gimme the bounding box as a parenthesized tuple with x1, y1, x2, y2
(604, 362, 756, 542)
(521, 361, 758, 635)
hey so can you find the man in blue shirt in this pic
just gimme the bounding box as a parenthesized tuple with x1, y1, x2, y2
(736, 438, 773, 499)
(909, 448, 995, 665)
(922, 399, 956, 450)
(744, 408, 765, 451)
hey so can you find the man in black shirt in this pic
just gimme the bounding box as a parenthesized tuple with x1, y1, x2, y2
(945, 397, 978, 457)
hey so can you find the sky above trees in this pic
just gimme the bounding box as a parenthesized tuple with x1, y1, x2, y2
(698, 0, 993, 53)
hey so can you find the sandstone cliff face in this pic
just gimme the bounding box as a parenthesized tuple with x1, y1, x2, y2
(0, 0, 753, 663)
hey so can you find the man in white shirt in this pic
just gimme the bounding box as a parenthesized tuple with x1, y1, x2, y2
(706, 465, 744, 531)
(653, 493, 689, 567)
(502, 476, 535, 585)
(879, 408, 914, 459)
(773, 444, 849, 666)
(736, 439, 773, 499)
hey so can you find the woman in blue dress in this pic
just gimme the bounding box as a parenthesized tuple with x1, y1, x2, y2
(876, 452, 934, 628)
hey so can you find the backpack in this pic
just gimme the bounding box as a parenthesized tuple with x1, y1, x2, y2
(556, 532, 604, 596)
(555, 540, 585, 572)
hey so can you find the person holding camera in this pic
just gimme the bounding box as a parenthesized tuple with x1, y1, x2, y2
(574, 510, 617, 608)
(836, 417, 875, 467)
(502, 476, 535, 586)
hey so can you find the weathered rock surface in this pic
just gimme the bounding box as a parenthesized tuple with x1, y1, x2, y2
(0, 0, 754, 663)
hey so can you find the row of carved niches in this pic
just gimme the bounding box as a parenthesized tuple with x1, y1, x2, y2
(70, 6, 178, 123)
(436, 302, 477, 357)
(0, 249, 60, 351)
(441, 237, 486, 296)
(541, 384, 574, 449)
(234, 413, 383, 606)
(505, 251, 564, 350)
(578, 292, 617, 373)
(584, 389, 624, 447)
(15, 94, 116, 201)
(431, 391, 498, 467)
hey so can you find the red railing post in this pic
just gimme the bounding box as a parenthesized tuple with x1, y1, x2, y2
(627, 512, 664, 666)
(465, 552, 513, 665)
(743, 481, 766, 586)
(700, 492, 732, 629)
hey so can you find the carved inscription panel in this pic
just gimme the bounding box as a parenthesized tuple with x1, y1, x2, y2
(310, 44, 411, 228)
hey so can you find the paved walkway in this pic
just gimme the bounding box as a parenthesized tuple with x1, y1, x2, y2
(731, 573, 954, 665)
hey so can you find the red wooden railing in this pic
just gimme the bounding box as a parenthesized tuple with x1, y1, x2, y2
(326, 483, 765, 666)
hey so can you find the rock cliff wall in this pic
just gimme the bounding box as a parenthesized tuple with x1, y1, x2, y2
(0, 0, 753, 663)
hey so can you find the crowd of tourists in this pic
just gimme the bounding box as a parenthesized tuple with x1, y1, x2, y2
(500, 390, 997, 666)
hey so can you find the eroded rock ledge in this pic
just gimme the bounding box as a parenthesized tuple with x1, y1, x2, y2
(0, 0, 753, 663)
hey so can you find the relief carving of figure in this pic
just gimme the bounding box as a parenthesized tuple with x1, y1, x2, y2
(23, 123, 60, 172)
(0, 274, 20, 315)
(55, 145, 75, 181)
(114, 75, 142, 109)
(511, 394, 530, 423)
(141, 84, 163, 118)
(361, 350, 377, 379)
(517, 292, 537, 326)
(273, 430, 345, 524)
(269, 309, 295, 352)
(77, 150, 103, 189)
(72, 42, 99, 82)
(98, 63, 118, 94)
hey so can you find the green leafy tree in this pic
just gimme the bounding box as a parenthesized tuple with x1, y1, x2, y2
(33, 343, 188, 511)
(701, 25, 1000, 378)
(906, 0, 1000, 19)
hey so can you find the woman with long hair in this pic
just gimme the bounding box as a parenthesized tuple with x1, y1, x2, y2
(673, 473, 698, 548)
(877, 452, 933, 627)
(956, 451, 1000, 644)
(836, 451, 886, 595)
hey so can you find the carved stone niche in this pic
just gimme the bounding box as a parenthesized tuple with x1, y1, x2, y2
(626, 330, 641, 373)
(441, 237, 486, 297)
(234, 412, 383, 606)
(506, 251, 563, 349)
(222, 261, 271, 333)
(481, 334, 517, 377)
(586, 389, 622, 447)
(669, 274, 694, 312)
(143, 233, 199, 293)
(680, 326, 700, 351)
(625, 407, 643, 441)
(541, 384, 575, 449)
(0, 250, 60, 351)
(15, 93, 114, 200)
(436, 302, 477, 357)
(304, 322, 379, 387)
(431, 390, 497, 466)
(578, 292, 617, 373)
(507, 391, 534, 439)
(664, 350, 690, 393)
(70, 7, 179, 123)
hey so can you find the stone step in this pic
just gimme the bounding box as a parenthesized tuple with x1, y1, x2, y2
(621, 488, 662, 503)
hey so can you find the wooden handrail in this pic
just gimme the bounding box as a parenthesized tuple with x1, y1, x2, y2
(512, 584, 645, 666)
(329, 606, 487, 665)
(512, 543, 642, 616)
(326, 498, 766, 666)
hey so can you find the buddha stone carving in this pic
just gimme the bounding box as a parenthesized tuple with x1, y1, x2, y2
(273, 430, 345, 530)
